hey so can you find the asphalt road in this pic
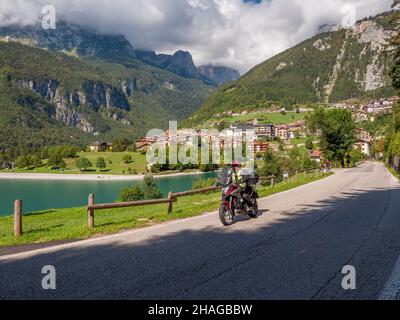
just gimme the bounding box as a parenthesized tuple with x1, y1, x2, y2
(1, 161, 400, 300)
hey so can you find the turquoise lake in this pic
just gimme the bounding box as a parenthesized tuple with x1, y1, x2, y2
(0, 172, 217, 216)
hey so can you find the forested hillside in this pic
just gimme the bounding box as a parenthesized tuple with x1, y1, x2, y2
(183, 11, 399, 127)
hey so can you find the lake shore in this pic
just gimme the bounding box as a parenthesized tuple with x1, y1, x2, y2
(0, 170, 210, 181)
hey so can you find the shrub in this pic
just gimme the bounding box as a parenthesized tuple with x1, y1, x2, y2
(305, 138, 314, 150)
(75, 157, 92, 171)
(118, 174, 163, 202)
(123, 154, 133, 164)
(143, 174, 163, 199)
(119, 186, 144, 202)
(15, 155, 31, 168)
(192, 178, 217, 190)
(96, 157, 107, 172)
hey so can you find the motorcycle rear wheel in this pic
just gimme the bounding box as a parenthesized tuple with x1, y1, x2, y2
(219, 205, 234, 226)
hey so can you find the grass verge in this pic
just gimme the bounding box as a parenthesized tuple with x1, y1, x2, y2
(0, 172, 333, 247)
(386, 165, 400, 180)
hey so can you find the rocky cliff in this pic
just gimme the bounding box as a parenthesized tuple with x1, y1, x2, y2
(16, 78, 132, 134)
(0, 21, 136, 59)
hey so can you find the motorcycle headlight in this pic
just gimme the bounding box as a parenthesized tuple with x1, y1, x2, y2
(222, 187, 229, 194)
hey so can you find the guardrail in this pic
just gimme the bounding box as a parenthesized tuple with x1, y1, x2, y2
(11, 167, 326, 236)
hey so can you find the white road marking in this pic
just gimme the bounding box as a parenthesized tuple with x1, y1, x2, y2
(379, 168, 400, 300)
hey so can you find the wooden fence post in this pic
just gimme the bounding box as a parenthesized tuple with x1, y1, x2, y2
(271, 177, 275, 188)
(167, 192, 174, 214)
(88, 193, 95, 230)
(296, 170, 299, 182)
(14, 200, 22, 238)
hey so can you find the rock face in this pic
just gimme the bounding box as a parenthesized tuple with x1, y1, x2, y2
(17, 79, 132, 133)
(0, 21, 136, 58)
(120, 78, 137, 97)
(198, 65, 240, 86)
(354, 20, 397, 91)
(135, 50, 239, 86)
(135, 50, 206, 81)
(318, 24, 340, 34)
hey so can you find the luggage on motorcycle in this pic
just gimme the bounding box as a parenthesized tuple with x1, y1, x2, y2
(239, 168, 259, 185)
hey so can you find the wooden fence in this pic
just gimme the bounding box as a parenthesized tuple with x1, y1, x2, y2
(86, 185, 223, 229)
(11, 167, 325, 236)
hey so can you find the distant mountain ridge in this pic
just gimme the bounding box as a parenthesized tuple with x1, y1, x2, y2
(183, 10, 399, 127)
(135, 50, 240, 86)
(134, 50, 208, 83)
(0, 21, 136, 59)
(0, 23, 215, 148)
(0, 21, 239, 87)
(198, 65, 240, 86)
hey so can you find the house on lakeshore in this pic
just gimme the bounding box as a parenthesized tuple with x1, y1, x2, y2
(89, 142, 113, 152)
(310, 150, 322, 163)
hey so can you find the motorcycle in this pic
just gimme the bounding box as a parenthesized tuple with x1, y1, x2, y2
(217, 168, 260, 226)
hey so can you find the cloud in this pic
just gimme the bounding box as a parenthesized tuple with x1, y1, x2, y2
(0, 0, 394, 73)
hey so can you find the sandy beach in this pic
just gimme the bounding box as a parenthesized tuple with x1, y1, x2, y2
(0, 171, 211, 181)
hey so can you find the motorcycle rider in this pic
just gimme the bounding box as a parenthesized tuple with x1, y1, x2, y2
(228, 161, 253, 206)
(228, 161, 242, 185)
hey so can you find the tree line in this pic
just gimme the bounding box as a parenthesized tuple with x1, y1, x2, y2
(383, 3, 400, 172)
(0, 138, 138, 170)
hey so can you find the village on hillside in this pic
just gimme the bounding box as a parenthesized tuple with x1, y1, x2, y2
(126, 96, 398, 163)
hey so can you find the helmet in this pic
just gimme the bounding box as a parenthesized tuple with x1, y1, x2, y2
(231, 161, 241, 168)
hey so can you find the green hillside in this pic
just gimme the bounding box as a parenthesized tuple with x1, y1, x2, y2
(183, 11, 399, 127)
(0, 42, 213, 149)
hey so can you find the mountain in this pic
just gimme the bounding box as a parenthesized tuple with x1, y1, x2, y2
(318, 24, 340, 34)
(135, 50, 240, 86)
(183, 11, 399, 127)
(198, 65, 240, 86)
(0, 23, 214, 148)
(135, 50, 205, 82)
(0, 21, 137, 60)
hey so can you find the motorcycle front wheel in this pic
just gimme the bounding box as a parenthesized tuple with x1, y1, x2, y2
(248, 199, 259, 219)
(219, 205, 234, 226)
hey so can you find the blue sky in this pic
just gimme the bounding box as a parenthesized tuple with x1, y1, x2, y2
(243, 0, 263, 3)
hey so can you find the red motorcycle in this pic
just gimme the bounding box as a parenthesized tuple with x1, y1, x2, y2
(217, 168, 260, 226)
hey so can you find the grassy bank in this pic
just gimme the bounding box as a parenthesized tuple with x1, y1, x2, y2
(1, 152, 148, 175)
(0, 172, 333, 247)
(387, 165, 400, 180)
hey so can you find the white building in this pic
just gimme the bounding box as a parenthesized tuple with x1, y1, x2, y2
(354, 139, 371, 156)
